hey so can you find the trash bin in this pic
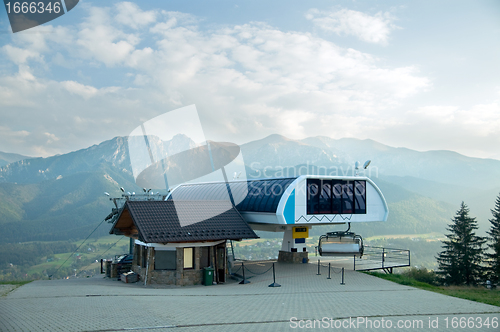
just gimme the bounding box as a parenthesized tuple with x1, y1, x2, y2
(203, 267, 214, 286)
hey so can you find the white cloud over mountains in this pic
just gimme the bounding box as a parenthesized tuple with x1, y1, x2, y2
(0, 2, 498, 160)
(305, 8, 398, 45)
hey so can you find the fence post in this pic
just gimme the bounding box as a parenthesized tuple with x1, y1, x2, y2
(268, 263, 281, 287)
(317, 259, 321, 275)
(239, 262, 250, 284)
(327, 262, 331, 279)
(382, 248, 385, 269)
(341, 267, 345, 285)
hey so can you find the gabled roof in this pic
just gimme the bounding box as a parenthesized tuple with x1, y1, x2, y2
(109, 200, 258, 243)
(168, 178, 297, 213)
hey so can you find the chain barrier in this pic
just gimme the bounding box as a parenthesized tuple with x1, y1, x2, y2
(242, 263, 274, 275)
(236, 262, 281, 287)
(318, 262, 342, 273)
(234, 259, 348, 287)
(320, 264, 341, 272)
(317, 259, 346, 285)
(329, 265, 343, 274)
(231, 264, 242, 274)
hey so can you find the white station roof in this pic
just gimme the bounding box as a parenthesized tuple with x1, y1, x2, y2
(168, 175, 388, 230)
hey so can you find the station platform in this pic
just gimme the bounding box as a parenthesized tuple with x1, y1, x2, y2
(1, 260, 498, 331)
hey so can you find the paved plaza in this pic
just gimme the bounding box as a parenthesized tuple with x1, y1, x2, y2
(1, 260, 498, 331)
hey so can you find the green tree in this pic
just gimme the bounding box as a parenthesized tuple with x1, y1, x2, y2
(436, 202, 486, 286)
(485, 193, 500, 285)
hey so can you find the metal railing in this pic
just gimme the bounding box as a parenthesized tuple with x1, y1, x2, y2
(354, 246, 410, 273)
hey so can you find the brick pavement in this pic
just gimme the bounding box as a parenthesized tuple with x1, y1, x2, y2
(0, 285, 16, 297)
(0, 261, 498, 331)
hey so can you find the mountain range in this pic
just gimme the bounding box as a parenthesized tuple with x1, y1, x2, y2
(0, 151, 30, 167)
(0, 134, 499, 244)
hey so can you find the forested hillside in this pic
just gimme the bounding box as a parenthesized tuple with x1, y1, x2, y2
(0, 134, 498, 280)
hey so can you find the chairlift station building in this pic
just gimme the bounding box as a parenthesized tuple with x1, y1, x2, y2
(169, 175, 388, 259)
(110, 175, 388, 284)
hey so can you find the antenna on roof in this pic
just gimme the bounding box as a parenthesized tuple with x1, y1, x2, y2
(355, 160, 371, 176)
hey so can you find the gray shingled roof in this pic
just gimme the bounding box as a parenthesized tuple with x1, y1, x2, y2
(110, 200, 258, 243)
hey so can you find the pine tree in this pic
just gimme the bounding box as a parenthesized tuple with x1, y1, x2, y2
(436, 202, 486, 286)
(485, 193, 500, 285)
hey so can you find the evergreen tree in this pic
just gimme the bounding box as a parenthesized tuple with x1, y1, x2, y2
(436, 202, 486, 286)
(485, 193, 500, 285)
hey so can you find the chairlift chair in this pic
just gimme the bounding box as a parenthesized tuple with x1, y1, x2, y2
(318, 225, 364, 257)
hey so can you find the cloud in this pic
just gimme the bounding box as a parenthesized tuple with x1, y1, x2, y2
(75, 7, 141, 67)
(372, 103, 500, 159)
(0, 62, 143, 156)
(2, 45, 42, 65)
(410, 104, 500, 137)
(305, 8, 398, 45)
(115, 2, 158, 29)
(0, 4, 429, 156)
(10, 2, 500, 160)
(62, 81, 99, 99)
(135, 21, 429, 141)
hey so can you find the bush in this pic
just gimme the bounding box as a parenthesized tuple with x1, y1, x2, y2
(403, 267, 438, 285)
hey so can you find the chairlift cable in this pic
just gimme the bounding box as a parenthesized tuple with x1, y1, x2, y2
(52, 217, 108, 277)
(80, 236, 125, 272)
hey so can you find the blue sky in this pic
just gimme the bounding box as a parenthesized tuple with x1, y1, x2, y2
(0, 0, 499, 159)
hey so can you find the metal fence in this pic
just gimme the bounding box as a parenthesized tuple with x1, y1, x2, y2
(354, 246, 410, 273)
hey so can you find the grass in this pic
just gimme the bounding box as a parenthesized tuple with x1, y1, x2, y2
(366, 272, 500, 307)
(26, 236, 129, 277)
(0, 280, 33, 286)
(364, 232, 443, 241)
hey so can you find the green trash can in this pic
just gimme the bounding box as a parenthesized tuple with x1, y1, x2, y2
(203, 267, 214, 286)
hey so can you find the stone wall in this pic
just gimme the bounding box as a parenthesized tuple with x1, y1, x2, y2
(132, 245, 206, 286)
(278, 250, 309, 264)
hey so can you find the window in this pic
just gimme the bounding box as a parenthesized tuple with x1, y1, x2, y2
(342, 182, 353, 214)
(184, 247, 194, 269)
(306, 179, 320, 214)
(154, 250, 176, 270)
(307, 179, 366, 215)
(354, 181, 366, 214)
(319, 180, 332, 214)
(332, 182, 342, 214)
(200, 247, 211, 269)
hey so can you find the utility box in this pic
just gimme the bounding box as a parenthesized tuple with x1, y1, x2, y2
(203, 267, 214, 286)
(121, 272, 138, 283)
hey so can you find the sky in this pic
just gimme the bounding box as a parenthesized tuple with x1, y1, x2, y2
(0, 0, 499, 160)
